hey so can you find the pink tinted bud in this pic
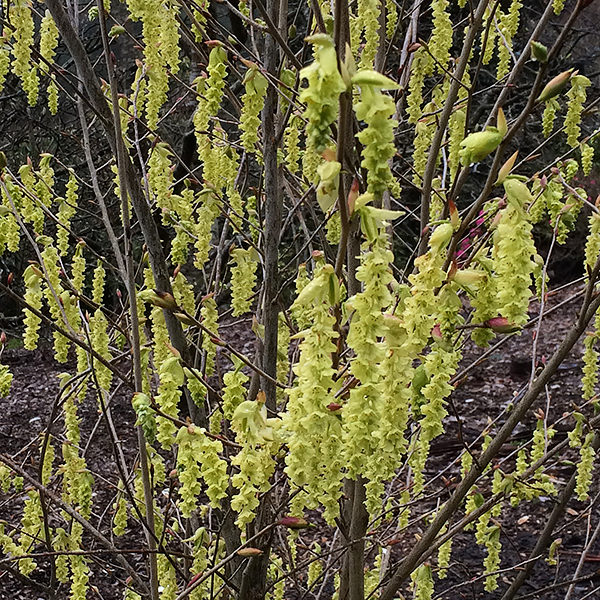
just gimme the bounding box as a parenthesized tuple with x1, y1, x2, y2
(431, 323, 443, 343)
(484, 317, 521, 334)
(278, 516, 311, 529)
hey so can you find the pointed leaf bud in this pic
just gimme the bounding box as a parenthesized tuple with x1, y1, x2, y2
(536, 69, 575, 104)
(347, 177, 360, 215)
(495, 151, 519, 186)
(351, 70, 400, 90)
(497, 107, 507, 137)
(138, 289, 178, 310)
(448, 198, 460, 229)
(452, 269, 486, 287)
(237, 547, 264, 557)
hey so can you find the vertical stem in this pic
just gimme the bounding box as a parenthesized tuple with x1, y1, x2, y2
(96, 4, 159, 599)
(417, 0, 490, 256)
(261, 0, 283, 412)
(333, 4, 368, 598)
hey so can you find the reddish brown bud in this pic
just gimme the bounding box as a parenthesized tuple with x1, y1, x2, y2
(188, 573, 203, 587)
(347, 177, 360, 215)
(431, 323, 443, 343)
(278, 516, 312, 529)
(237, 547, 263, 557)
(484, 317, 521, 334)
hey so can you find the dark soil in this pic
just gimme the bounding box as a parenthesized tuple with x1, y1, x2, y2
(1, 286, 599, 600)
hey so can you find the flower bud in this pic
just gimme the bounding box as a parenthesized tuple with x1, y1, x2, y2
(428, 222, 454, 250)
(452, 269, 485, 287)
(430, 323, 443, 344)
(459, 128, 503, 166)
(109, 25, 126, 38)
(504, 178, 534, 208)
(448, 199, 460, 229)
(484, 317, 521, 334)
(237, 547, 264, 557)
(174, 312, 197, 326)
(347, 177, 360, 215)
(530, 41, 548, 63)
(278, 516, 312, 529)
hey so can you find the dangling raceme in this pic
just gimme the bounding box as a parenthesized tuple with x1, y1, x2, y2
(175, 424, 228, 517)
(299, 34, 347, 155)
(57, 170, 78, 256)
(406, 47, 431, 124)
(283, 263, 343, 522)
(40, 10, 60, 114)
(352, 70, 399, 199)
(222, 355, 249, 420)
(126, 0, 180, 129)
(239, 62, 269, 155)
(542, 98, 560, 137)
(40, 240, 70, 362)
(493, 178, 538, 326)
(411, 564, 434, 600)
(230, 246, 259, 316)
(429, 0, 453, 74)
(565, 74, 591, 148)
(147, 142, 175, 216)
(230, 395, 278, 527)
(193, 189, 220, 270)
(22, 264, 43, 350)
(356, 0, 381, 69)
(581, 143, 595, 176)
(10, 0, 38, 106)
(154, 354, 185, 449)
(343, 195, 402, 512)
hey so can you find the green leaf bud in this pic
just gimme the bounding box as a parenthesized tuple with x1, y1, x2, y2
(536, 69, 574, 104)
(530, 41, 548, 63)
